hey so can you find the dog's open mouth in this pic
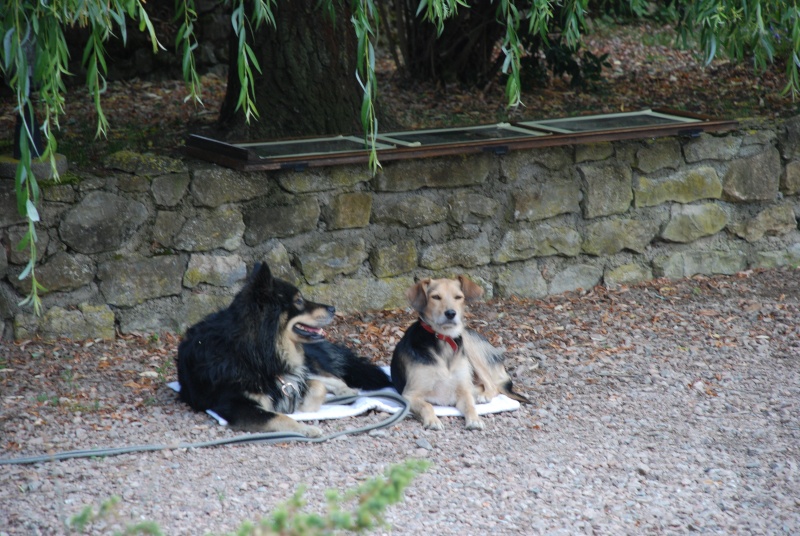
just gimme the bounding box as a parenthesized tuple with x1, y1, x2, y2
(293, 323, 326, 340)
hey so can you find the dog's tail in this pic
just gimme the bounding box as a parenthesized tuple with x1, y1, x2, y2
(500, 380, 532, 405)
(304, 341, 392, 390)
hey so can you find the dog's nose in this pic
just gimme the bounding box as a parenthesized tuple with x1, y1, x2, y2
(444, 309, 456, 320)
(327, 305, 335, 315)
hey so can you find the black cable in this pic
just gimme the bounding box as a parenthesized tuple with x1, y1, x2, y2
(0, 391, 409, 466)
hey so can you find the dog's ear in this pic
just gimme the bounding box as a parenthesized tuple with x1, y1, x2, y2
(458, 275, 484, 303)
(406, 279, 430, 312)
(251, 262, 274, 298)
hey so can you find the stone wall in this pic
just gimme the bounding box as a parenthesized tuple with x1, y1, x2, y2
(2, 118, 799, 341)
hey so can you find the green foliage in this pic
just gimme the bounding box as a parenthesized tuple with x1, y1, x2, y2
(67, 459, 429, 536)
(352, 0, 383, 173)
(673, 0, 800, 98)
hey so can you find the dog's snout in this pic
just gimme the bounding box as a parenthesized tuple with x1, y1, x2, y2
(327, 305, 335, 315)
(444, 309, 456, 320)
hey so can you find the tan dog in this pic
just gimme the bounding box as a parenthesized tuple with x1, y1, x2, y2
(390, 276, 529, 430)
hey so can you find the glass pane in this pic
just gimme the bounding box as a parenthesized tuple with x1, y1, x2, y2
(520, 111, 701, 134)
(237, 136, 393, 159)
(379, 124, 547, 146)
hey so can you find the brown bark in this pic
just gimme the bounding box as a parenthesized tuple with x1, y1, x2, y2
(400, 1, 504, 87)
(218, 1, 363, 140)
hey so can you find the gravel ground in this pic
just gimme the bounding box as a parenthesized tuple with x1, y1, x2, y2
(1, 268, 798, 535)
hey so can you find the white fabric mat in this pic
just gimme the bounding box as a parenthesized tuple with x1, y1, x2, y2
(168, 367, 520, 426)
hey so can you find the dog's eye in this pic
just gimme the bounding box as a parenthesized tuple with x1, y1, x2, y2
(455, 295, 464, 301)
(431, 294, 441, 301)
(294, 297, 305, 309)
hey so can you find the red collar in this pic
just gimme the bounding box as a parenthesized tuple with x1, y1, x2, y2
(419, 319, 461, 352)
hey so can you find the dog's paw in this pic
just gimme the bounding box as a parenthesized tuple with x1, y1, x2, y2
(422, 417, 445, 431)
(474, 385, 499, 404)
(335, 386, 358, 397)
(465, 417, 485, 431)
(300, 424, 323, 438)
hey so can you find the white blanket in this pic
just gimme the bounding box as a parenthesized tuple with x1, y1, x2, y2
(168, 367, 520, 426)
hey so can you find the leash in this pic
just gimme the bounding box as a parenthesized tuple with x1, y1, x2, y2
(0, 391, 410, 466)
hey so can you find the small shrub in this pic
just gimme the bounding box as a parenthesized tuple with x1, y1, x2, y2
(68, 459, 429, 536)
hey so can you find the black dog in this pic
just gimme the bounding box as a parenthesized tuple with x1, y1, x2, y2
(177, 262, 390, 436)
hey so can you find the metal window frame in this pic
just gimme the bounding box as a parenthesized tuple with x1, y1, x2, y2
(184, 108, 737, 171)
(239, 135, 395, 159)
(375, 122, 548, 147)
(519, 108, 702, 134)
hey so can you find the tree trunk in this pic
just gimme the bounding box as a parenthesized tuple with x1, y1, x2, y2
(218, 1, 363, 140)
(400, 1, 505, 87)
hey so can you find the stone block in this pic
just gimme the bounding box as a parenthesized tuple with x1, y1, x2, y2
(0, 153, 67, 181)
(243, 197, 319, 244)
(374, 154, 491, 191)
(183, 254, 246, 288)
(174, 205, 244, 252)
(420, 235, 491, 270)
(684, 134, 742, 163)
(578, 160, 633, 218)
(653, 250, 746, 279)
(180, 293, 233, 333)
(494, 262, 548, 298)
(279, 165, 370, 193)
(731, 203, 798, 243)
(328, 192, 372, 229)
(153, 211, 185, 248)
(59, 191, 148, 254)
(190, 167, 272, 207)
(741, 129, 776, 147)
(261, 242, 300, 285)
(9, 252, 93, 294)
(549, 264, 603, 295)
(370, 241, 418, 278)
(372, 195, 447, 228)
(77, 174, 106, 192)
(43, 184, 76, 203)
(302, 276, 413, 312)
(604, 264, 653, 287)
(722, 147, 781, 202)
(152, 172, 190, 207)
(298, 239, 368, 284)
(448, 192, 500, 223)
(781, 160, 800, 195)
(116, 174, 150, 193)
(582, 217, 659, 255)
(635, 138, 682, 173)
(493, 223, 582, 263)
(14, 303, 114, 341)
(575, 142, 614, 163)
(752, 244, 800, 269)
(634, 166, 722, 207)
(0, 243, 6, 280)
(5, 225, 47, 264)
(513, 179, 581, 222)
(0, 179, 24, 228)
(661, 203, 729, 243)
(98, 255, 184, 307)
(501, 149, 572, 184)
(779, 115, 800, 159)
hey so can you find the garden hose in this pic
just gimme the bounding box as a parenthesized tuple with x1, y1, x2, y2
(0, 390, 410, 466)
